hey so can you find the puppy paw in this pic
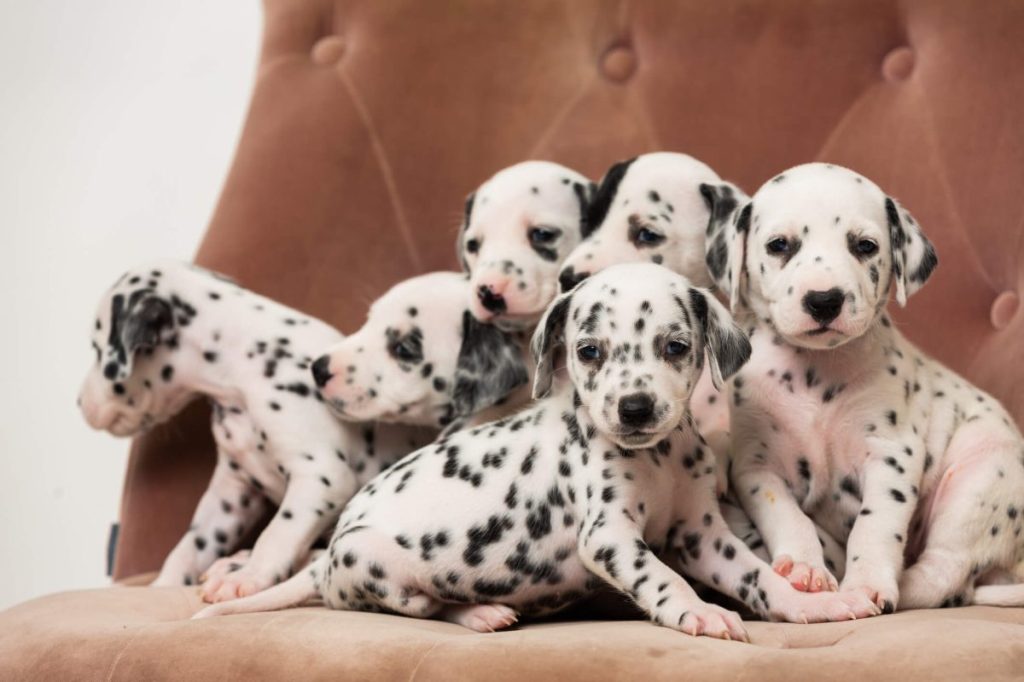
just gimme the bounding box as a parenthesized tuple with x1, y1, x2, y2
(443, 604, 519, 633)
(200, 565, 275, 603)
(774, 588, 883, 623)
(841, 578, 899, 614)
(772, 555, 838, 592)
(198, 550, 251, 586)
(673, 603, 748, 642)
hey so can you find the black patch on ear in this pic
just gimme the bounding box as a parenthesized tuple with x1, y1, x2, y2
(120, 296, 174, 358)
(699, 183, 740, 236)
(573, 181, 597, 239)
(457, 191, 477, 271)
(688, 287, 751, 381)
(452, 311, 528, 417)
(705, 231, 729, 281)
(107, 294, 127, 363)
(885, 198, 904, 249)
(735, 203, 752, 234)
(911, 240, 938, 284)
(585, 157, 637, 238)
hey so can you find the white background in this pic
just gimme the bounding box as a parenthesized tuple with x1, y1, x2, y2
(0, 1, 260, 609)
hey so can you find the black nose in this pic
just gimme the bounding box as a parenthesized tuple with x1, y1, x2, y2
(559, 266, 590, 292)
(311, 355, 334, 388)
(478, 285, 507, 313)
(802, 288, 845, 325)
(618, 393, 655, 426)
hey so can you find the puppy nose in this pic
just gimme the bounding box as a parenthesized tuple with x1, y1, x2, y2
(802, 288, 845, 325)
(477, 285, 507, 313)
(311, 355, 334, 388)
(618, 393, 655, 426)
(559, 266, 590, 292)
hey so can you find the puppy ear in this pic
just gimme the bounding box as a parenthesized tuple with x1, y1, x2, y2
(120, 295, 174, 356)
(451, 311, 529, 417)
(573, 180, 598, 239)
(687, 286, 752, 390)
(456, 191, 476, 272)
(701, 184, 752, 312)
(530, 291, 573, 399)
(584, 157, 637, 239)
(886, 197, 937, 306)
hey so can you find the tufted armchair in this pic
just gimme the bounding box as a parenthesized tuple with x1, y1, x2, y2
(3, 1, 1024, 679)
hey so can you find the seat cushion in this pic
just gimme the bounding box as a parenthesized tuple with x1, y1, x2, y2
(2, 585, 1024, 680)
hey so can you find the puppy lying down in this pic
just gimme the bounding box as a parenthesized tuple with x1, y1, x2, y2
(195, 264, 878, 640)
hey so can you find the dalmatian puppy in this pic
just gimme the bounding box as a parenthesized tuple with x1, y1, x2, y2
(702, 162, 1024, 611)
(556, 153, 846, 581)
(79, 263, 518, 602)
(310, 271, 529, 434)
(458, 160, 595, 329)
(195, 264, 878, 638)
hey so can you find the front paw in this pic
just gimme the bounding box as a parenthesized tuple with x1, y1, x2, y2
(841, 575, 899, 614)
(671, 603, 748, 642)
(200, 564, 276, 603)
(773, 588, 882, 623)
(773, 554, 838, 592)
(199, 550, 252, 586)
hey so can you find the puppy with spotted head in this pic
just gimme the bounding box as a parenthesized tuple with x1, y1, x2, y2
(310, 271, 529, 432)
(79, 261, 437, 602)
(557, 152, 745, 292)
(704, 162, 1024, 612)
(194, 264, 878, 639)
(458, 161, 595, 329)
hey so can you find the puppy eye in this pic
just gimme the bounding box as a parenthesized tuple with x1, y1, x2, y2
(465, 238, 480, 254)
(632, 227, 665, 246)
(855, 239, 878, 256)
(766, 237, 791, 255)
(528, 227, 560, 244)
(390, 340, 418, 362)
(664, 340, 689, 357)
(576, 344, 602, 362)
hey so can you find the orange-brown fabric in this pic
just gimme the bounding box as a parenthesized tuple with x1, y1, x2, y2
(2, 587, 1024, 681)
(115, 0, 1024, 586)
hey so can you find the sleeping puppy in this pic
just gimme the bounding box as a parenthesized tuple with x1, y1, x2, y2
(702, 162, 1024, 611)
(458, 160, 595, 329)
(194, 264, 878, 639)
(79, 263, 522, 602)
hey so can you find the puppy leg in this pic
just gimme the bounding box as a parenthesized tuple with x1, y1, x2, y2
(733, 466, 837, 592)
(579, 511, 748, 641)
(673, 484, 878, 623)
(153, 457, 266, 586)
(840, 437, 923, 612)
(202, 471, 358, 602)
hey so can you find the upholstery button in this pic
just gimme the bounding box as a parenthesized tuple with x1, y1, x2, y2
(601, 44, 637, 82)
(991, 291, 1020, 330)
(882, 46, 914, 81)
(312, 36, 346, 65)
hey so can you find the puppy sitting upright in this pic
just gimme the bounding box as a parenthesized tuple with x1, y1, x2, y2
(80, 263, 524, 602)
(195, 264, 877, 639)
(703, 162, 1024, 610)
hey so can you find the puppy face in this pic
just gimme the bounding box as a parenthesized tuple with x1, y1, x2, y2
(558, 153, 737, 292)
(703, 163, 937, 349)
(79, 266, 189, 437)
(532, 263, 751, 449)
(314, 272, 528, 428)
(458, 161, 594, 328)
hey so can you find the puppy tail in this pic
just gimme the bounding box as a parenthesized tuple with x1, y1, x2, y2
(191, 566, 319, 619)
(972, 583, 1024, 607)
